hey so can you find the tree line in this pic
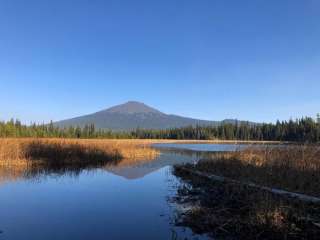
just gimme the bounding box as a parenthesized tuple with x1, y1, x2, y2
(133, 117, 320, 142)
(0, 120, 133, 139)
(0, 117, 319, 142)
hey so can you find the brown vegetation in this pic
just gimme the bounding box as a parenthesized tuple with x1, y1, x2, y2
(172, 144, 320, 239)
(184, 145, 320, 197)
(0, 138, 160, 181)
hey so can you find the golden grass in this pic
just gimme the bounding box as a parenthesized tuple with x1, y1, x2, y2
(1, 138, 272, 169)
(0, 138, 159, 161)
(229, 145, 320, 169)
(183, 144, 320, 197)
(174, 145, 320, 239)
(0, 138, 161, 183)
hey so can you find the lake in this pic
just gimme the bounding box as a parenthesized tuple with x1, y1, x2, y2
(0, 143, 244, 240)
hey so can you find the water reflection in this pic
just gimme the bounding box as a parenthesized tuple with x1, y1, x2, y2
(0, 143, 282, 184)
(0, 144, 245, 240)
(154, 143, 250, 152)
(0, 167, 208, 240)
(105, 149, 201, 180)
(0, 145, 211, 183)
(0, 157, 120, 184)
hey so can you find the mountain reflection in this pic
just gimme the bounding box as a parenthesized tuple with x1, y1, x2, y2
(0, 147, 206, 183)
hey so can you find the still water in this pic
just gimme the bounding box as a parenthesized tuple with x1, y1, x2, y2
(153, 143, 250, 152)
(0, 144, 240, 240)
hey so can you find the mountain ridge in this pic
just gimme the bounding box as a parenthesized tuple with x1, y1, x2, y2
(54, 101, 250, 130)
(102, 101, 163, 115)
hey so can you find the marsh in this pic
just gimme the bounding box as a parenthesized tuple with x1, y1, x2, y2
(0, 141, 319, 240)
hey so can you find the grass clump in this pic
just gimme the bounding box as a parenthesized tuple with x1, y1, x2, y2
(172, 145, 320, 239)
(0, 138, 159, 180)
(188, 145, 320, 197)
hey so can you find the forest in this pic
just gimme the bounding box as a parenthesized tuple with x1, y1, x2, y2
(0, 117, 319, 143)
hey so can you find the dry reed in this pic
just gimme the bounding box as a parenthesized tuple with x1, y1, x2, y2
(178, 144, 320, 197)
(0, 138, 160, 182)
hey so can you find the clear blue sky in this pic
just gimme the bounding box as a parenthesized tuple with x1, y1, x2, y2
(0, 0, 319, 124)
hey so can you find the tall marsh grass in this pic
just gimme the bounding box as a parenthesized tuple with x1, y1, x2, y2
(173, 145, 320, 239)
(181, 144, 320, 197)
(0, 138, 160, 180)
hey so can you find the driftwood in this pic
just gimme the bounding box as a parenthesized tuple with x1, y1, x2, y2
(179, 167, 320, 204)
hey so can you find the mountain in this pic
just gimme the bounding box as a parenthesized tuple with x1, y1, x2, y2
(54, 101, 236, 130)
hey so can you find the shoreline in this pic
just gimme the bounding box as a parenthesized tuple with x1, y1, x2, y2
(0, 137, 283, 145)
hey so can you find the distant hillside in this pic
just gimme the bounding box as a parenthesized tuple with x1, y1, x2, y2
(54, 101, 249, 130)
